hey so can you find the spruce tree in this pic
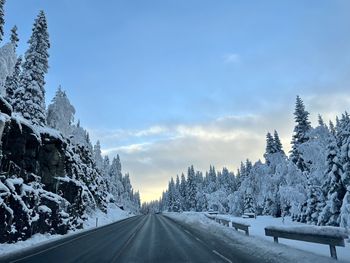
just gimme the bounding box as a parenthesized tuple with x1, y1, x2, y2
(10, 25, 19, 48)
(245, 159, 253, 175)
(0, 0, 5, 42)
(264, 132, 275, 164)
(318, 114, 325, 127)
(273, 130, 284, 154)
(179, 173, 187, 210)
(329, 121, 336, 136)
(13, 11, 50, 126)
(4, 56, 21, 104)
(47, 86, 75, 135)
(318, 137, 344, 226)
(93, 141, 103, 172)
(265, 132, 275, 154)
(186, 165, 197, 211)
(305, 183, 324, 224)
(290, 96, 311, 172)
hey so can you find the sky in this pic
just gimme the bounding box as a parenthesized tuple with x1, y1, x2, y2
(5, 0, 350, 202)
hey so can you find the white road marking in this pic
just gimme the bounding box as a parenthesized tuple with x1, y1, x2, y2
(212, 250, 233, 263)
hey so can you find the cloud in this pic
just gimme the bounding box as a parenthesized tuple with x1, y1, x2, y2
(90, 112, 292, 202)
(223, 53, 240, 64)
(89, 92, 350, 202)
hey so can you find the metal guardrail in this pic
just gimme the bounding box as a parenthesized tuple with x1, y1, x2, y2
(265, 226, 348, 260)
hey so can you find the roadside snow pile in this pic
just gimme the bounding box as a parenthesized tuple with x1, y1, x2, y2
(215, 214, 251, 226)
(166, 212, 350, 263)
(0, 203, 133, 256)
(83, 203, 133, 228)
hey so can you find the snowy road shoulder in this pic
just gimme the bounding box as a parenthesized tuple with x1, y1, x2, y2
(165, 212, 350, 263)
(0, 203, 134, 257)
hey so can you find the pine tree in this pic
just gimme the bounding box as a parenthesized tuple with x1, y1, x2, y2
(318, 137, 345, 226)
(340, 186, 350, 229)
(273, 130, 284, 155)
(4, 56, 21, 104)
(179, 173, 187, 210)
(0, 0, 5, 42)
(318, 114, 325, 127)
(10, 25, 19, 48)
(47, 86, 75, 136)
(290, 96, 311, 172)
(186, 165, 197, 211)
(305, 183, 324, 224)
(13, 11, 50, 126)
(265, 132, 275, 154)
(109, 156, 124, 202)
(207, 165, 217, 193)
(240, 162, 247, 177)
(93, 141, 103, 172)
(329, 121, 336, 136)
(245, 159, 253, 175)
(167, 179, 175, 211)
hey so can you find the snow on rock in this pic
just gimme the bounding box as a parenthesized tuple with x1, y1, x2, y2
(165, 212, 350, 262)
(38, 205, 52, 214)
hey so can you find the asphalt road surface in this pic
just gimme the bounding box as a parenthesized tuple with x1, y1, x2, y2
(0, 214, 256, 263)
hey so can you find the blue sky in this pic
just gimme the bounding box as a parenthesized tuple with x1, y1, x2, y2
(5, 0, 350, 201)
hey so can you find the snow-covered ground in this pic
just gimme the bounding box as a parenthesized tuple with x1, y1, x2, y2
(166, 212, 350, 262)
(0, 203, 134, 256)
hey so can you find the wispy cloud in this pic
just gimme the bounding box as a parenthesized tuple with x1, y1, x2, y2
(89, 93, 350, 202)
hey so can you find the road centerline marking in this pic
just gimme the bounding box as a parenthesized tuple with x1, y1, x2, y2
(212, 250, 233, 263)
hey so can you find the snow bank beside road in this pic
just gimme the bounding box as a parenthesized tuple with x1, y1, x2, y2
(0, 203, 133, 256)
(166, 212, 349, 263)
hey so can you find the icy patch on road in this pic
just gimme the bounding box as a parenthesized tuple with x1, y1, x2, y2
(0, 203, 133, 256)
(165, 212, 349, 263)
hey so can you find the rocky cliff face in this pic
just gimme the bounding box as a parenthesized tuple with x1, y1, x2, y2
(0, 98, 108, 243)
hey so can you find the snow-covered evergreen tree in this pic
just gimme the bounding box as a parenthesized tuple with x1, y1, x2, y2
(290, 96, 311, 172)
(329, 121, 336, 136)
(10, 25, 19, 48)
(273, 130, 284, 155)
(340, 186, 350, 229)
(4, 56, 21, 104)
(109, 156, 124, 202)
(179, 173, 187, 210)
(13, 11, 50, 126)
(338, 117, 350, 227)
(304, 183, 324, 224)
(0, 0, 5, 42)
(186, 165, 197, 211)
(47, 86, 75, 136)
(93, 141, 103, 172)
(318, 137, 345, 226)
(265, 132, 275, 155)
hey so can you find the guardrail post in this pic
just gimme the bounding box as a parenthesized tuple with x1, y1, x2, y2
(329, 245, 337, 260)
(96, 217, 98, 227)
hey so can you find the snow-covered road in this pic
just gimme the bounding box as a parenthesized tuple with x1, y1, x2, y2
(1, 213, 344, 263)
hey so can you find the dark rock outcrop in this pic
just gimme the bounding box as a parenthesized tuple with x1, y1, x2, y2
(0, 99, 108, 243)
